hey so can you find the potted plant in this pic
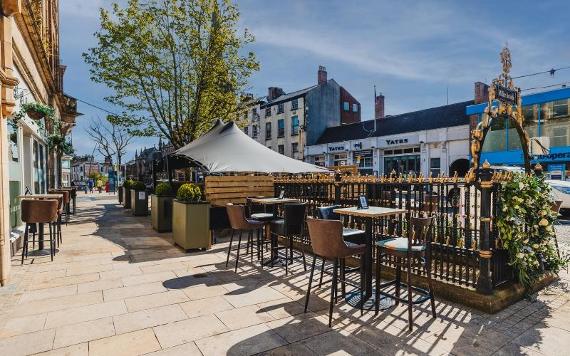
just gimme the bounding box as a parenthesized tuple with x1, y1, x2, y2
(123, 180, 133, 208)
(21, 102, 55, 121)
(130, 180, 148, 216)
(151, 182, 175, 232)
(172, 183, 210, 251)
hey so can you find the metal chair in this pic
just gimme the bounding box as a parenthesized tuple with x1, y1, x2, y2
(305, 218, 366, 327)
(375, 216, 437, 331)
(20, 199, 59, 264)
(225, 204, 265, 272)
(270, 203, 307, 275)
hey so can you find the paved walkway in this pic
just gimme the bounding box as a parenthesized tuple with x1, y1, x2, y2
(0, 194, 569, 356)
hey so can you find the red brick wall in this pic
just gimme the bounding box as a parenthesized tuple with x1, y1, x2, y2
(340, 87, 361, 124)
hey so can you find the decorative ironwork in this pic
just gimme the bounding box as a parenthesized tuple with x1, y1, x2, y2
(470, 45, 532, 174)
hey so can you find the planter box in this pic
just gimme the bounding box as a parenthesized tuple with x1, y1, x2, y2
(118, 186, 123, 204)
(151, 195, 174, 232)
(130, 189, 148, 216)
(123, 187, 131, 209)
(172, 200, 211, 251)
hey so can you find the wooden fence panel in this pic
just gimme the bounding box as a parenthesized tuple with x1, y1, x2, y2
(205, 175, 274, 206)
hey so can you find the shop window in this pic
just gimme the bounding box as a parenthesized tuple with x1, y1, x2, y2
(333, 153, 347, 166)
(277, 119, 285, 137)
(430, 158, 441, 177)
(265, 122, 272, 140)
(278, 144, 285, 155)
(291, 116, 299, 135)
(314, 155, 325, 166)
(384, 155, 420, 175)
(343, 102, 349, 111)
(541, 99, 570, 148)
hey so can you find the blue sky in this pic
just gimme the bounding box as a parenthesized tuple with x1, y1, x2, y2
(60, 0, 570, 161)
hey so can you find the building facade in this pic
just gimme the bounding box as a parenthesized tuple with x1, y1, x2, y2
(71, 155, 112, 183)
(466, 86, 570, 179)
(0, 1, 80, 284)
(305, 101, 473, 177)
(242, 66, 361, 160)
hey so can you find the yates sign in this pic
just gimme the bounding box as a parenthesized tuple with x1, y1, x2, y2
(494, 84, 518, 105)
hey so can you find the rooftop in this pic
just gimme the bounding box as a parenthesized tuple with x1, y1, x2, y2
(316, 100, 473, 144)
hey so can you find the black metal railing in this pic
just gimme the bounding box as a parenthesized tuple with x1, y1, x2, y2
(274, 169, 516, 292)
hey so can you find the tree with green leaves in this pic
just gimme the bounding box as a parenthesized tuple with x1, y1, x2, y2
(83, 0, 259, 148)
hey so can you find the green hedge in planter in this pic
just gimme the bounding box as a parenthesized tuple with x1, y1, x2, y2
(152, 182, 174, 232)
(176, 183, 202, 202)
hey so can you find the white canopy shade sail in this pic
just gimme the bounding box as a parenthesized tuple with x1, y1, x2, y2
(174, 120, 330, 174)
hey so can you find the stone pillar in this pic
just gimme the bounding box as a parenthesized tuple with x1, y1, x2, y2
(0, 1, 21, 286)
(476, 162, 493, 294)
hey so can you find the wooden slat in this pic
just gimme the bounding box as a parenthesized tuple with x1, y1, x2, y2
(205, 175, 274, 206)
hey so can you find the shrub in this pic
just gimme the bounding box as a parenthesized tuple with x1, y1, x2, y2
(131, 181, 146, 191)
(123, 179, 134, 189)
(176, 183, 202, 202)
(155, 182, 173, 196)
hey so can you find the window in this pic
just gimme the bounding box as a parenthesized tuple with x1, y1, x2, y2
(291, 142, 298, 154)
(333, 153, 347, 166)
(252, 107, 257, 115)
(80, 166, 83, 172)
(265, 122, 272, 140)
(552, 99, 569, 118)
(430, 158, 441, 177)
(291, 99, 298, 110)
(265, 107, 271, 117)
(352, 103, 358, 113)
(343, 101, 349, 111)
(277, 103, 284, 114)
(291, 115, 299, 135)
(244, 126, 249, 135)
(314, 155, 325, 166)
(277, 119, 285, 137)
(252, 125, 258, 138)
(278, 145, 285, 155)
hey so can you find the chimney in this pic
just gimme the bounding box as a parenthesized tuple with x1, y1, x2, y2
(318, 65, 327, 85)
(267, 87, 285, 101)
(375, 93, 385, 119)
(474, 81, 489, 104)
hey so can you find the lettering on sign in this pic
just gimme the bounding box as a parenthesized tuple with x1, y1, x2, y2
(385, 138, 408, 145)
(328, 145, 346, 152)
(533, 152, 570, 161)
(494, 84, 518, 105)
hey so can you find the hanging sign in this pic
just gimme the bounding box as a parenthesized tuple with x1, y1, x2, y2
(494, 84, 518, 106)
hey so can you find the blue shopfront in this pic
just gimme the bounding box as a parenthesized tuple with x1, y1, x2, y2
(466, 87, 570, 179)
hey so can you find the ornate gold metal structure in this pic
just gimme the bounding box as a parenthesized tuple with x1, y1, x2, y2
(470, 46, 532, 174)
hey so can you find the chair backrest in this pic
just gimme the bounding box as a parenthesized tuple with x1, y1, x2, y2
(380, 190, 395, 207)
(420, 195, 438, 215)
(226, 204, 250, 230)
(317, 205, 341, 220)
(409, 216, 433, 248)
(49, 190, 70, 204)
(21, 199, 58, 224)
(282, 203, 306, 236)
(551, 200, 563, 214)
(306, 218, 350, 259)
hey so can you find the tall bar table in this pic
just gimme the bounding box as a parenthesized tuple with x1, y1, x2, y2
(334, 206, 406, 309)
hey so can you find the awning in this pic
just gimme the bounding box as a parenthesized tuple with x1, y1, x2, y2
(173, 120, 329, 174)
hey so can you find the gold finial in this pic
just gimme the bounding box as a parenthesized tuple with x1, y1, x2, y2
(482, 160, 491, 169)
(500, 44, 512, 77)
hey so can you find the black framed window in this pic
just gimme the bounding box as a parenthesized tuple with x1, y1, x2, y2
(265, 122, 272, 140)
(265, 107, 271, 117)
(291, 99, 298, 110)
(277, 119, 285, 137)
(277, 103, 284, 114)
(292, 142, 298, 154)
(278, 144, 284, 155)
(252, 125, 258, 138)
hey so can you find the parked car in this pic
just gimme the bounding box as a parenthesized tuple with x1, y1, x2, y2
(546, 179, 570, 210)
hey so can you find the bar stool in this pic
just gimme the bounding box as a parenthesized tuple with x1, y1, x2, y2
(375, 216, 437, 331)
(305, 218, 366, 327)
(270, 203, 307, 275)
(225, 204, 265, 272)
(50, 190, 70, 224)
(316, 205, 365, 288)
(21, 199, 59, 264)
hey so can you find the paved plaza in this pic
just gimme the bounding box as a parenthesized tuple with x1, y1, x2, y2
(0, 194, 569, 356)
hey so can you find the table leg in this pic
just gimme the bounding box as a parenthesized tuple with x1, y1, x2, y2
(364, 219, 373, 298)
(38, 223, 44, 250)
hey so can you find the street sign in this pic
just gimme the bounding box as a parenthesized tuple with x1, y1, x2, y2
(494, 84, 518, 106)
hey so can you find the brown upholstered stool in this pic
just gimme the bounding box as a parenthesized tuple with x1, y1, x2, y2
(49, 190, 70, 224)
(225, 204, 265, 272)
(305, 218, 366, 327)
(21, 199, 59, 264)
